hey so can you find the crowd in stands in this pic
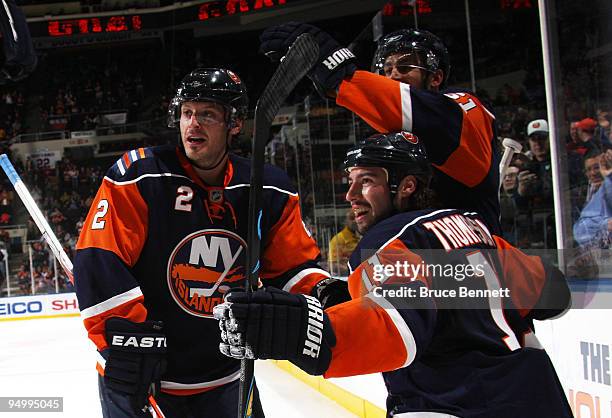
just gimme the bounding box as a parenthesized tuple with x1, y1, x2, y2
(36, 51, 150, 133)
(497, 108, 612, 277)
(9, 154, 104, 295)
(0, 90, 25, 140)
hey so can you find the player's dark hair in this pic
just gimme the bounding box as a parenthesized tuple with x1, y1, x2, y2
(401, 177, 441, 212)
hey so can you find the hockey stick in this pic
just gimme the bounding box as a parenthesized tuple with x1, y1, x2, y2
(347, 10, 383, 54)
(0, 154, 74, 281)
(499, 138, 522, 180)
(0, 154, 165, 418)
(239, 33, 319, 418)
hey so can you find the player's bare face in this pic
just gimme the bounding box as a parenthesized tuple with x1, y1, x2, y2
(346, 167, 393, 234)
(383, 53, 428, 89)
(180, 101, 229, 168)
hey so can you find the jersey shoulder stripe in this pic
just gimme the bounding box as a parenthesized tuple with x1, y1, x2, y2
(107, 144, 177, 181)
(114, 147, 153, 175)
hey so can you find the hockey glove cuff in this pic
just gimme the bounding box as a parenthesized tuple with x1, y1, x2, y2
(260, 22, 357, 98)
(310, 277, 351, 310)
(104, 317, 167, 414)
(214, 287, 336, 376)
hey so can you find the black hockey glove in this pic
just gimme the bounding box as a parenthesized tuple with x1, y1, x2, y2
(213, 287, 336, 376)
(260, 22, 357, 98)
(310, 277, 351, 310)
(104, 317, 167, 414)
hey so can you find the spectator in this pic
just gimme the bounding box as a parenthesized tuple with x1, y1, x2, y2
(17, 264, 30, 294)
(574, 149, 612, 248)
(515, 119, 556, 247)
(566, 120, 590, 195)
(595, 107, 611, 147)
(327, 210, 360, 275)
(500, 165, 520, 243)
(0, 242, 7, 284)
(517, 119, 554, 209)
(575, 117, 601, 152)
(583, 150, 605, 205)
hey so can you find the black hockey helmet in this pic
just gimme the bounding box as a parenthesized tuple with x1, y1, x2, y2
(344, 131, 431, 193)
(372, 29, 450, 87)
(167, 68, 249, 128)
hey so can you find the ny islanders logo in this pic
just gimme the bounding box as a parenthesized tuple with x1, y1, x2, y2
(400, 131, 419, 144)
(167, 229, 246, 317)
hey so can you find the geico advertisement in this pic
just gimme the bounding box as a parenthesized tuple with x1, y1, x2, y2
(540, 309, 612, 418)
(0, 293, 79, 320)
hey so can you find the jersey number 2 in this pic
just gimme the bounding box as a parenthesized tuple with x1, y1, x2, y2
(91, 200, 109, 230)
(175, 186, 194, 212)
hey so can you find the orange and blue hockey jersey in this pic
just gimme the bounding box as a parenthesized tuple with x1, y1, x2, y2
(337, 71, 502, 234)
(323, 208, 572, 417)
(74, 145, 329, 395)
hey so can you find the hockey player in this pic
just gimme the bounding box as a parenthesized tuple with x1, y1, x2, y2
(73, 68, 332, 417)
(260, 23, 502, 234)
(215, 132, 573, 417)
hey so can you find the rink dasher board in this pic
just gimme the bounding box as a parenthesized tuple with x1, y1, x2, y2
(0, 292, 79, 321)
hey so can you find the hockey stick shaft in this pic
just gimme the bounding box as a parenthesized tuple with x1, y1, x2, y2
(0, 154, 164, 418)
(0, 154, 73, 281)
(347, 10, 383, 53)
(239, 33, 319, 418)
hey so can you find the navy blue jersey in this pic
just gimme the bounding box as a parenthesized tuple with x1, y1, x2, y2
(324, 209, 572, 417)
(74, 145, 329, 395)
(337, 71, 502, 234)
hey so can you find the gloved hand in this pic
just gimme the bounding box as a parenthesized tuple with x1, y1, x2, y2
(214, 287, 336, 376)
(310, 277, 351, 310)
(260, 22, 357, 97)
(104, 317, 167, 414)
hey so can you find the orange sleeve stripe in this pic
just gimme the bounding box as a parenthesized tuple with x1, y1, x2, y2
(138, 147, 146, 159)
(337, 71, 403, 132)
(493, 236, 546, 317)
(433, 95, 494, 187)
(77, 179, 148, 267)
(122, 153, 131, 169)
(82, 296, 147, 351)
(324, 297, 407, 378)
(260, 195, 320, 279)
(96, 362, 105, 376)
